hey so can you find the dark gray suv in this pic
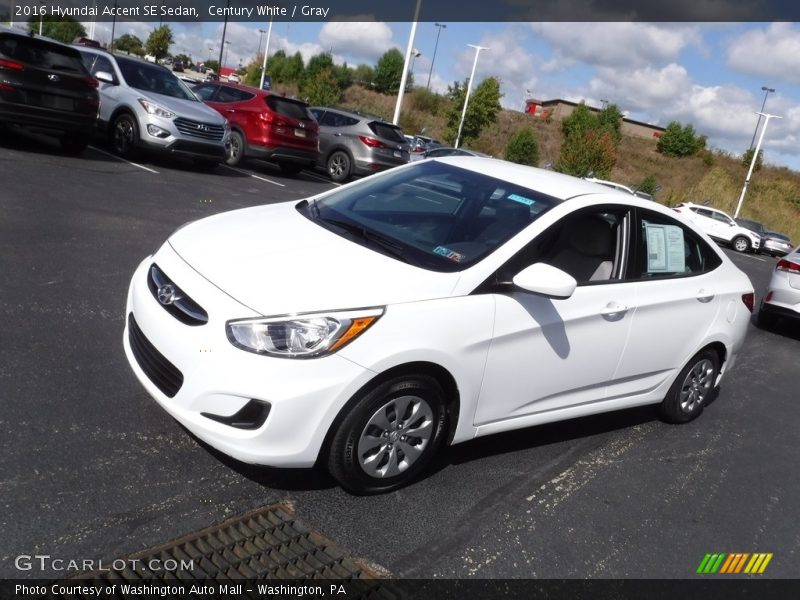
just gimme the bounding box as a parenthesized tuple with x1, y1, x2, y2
(309, 107, 409, 182)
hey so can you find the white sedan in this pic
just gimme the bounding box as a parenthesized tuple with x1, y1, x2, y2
(758, 247, 800, 328)
(124, 159, 754, 494)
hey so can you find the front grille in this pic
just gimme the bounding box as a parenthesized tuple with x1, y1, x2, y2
(128, 313, 184, 398)
(174, 117, 225, 141)
(148, 264, 208, 326)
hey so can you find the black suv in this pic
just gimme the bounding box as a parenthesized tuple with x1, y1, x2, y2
(0, 27, 99, 153)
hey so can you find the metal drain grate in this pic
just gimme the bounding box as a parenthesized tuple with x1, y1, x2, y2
(77, 503, 391, 587)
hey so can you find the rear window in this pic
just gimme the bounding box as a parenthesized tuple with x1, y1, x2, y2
(0, 35, 86, 73)
(369, 121, 406, 143)
(266, 96, 313, 120)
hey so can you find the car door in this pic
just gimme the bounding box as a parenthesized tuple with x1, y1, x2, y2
(609, 208, 723, 399)
(203, 84, 249, 132)
(474, 205, 637, 426)
(79, 52, 119, 124)
(711, 210, 737, 243)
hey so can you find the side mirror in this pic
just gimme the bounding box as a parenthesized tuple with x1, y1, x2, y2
(95, 71, 115, 84)
(512, 263, 577, 299)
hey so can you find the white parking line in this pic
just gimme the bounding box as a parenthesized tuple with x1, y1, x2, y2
(221, 165, 286, 187)
(302, 170, 341, 186)
(88, 146, 159, 174)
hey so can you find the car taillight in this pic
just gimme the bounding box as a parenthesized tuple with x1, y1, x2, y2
(0, 58, 24, 71)
(776, 259, 800, 273)
(359, 136, 386, 149)
(82, 76, 99, 88)
(0, 82, 15, 91)
(741, 293, 754, 313)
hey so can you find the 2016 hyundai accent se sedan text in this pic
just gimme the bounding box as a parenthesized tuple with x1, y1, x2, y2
(123, 158, 754, 494)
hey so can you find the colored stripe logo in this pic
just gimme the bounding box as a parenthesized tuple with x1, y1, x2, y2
(696, 553, 773, 574)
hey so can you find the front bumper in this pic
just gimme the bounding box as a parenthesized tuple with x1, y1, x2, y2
(122, 245, 375, 467)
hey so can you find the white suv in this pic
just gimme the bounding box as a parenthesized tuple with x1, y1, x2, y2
(672, 203, 761, 253)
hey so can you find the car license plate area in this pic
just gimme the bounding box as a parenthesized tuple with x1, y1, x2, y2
(294, 128, 306, 138)
(27, 92, 75, 111)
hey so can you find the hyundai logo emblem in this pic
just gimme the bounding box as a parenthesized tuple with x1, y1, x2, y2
(196, 124, 210, 132)
(157, 284, 181, 305)
(48, 74, 60, 82)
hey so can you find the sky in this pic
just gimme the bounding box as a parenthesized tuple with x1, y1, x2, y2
(13, 17, 800, 170)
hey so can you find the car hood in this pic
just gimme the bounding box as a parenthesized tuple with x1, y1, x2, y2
(143, 91, 226, 125)
(167, 202, 460, 316)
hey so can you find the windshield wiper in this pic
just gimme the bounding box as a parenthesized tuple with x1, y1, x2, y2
(321, 218, 419, 266)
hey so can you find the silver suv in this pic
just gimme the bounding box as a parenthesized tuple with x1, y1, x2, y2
(309, 107, 409, 182)
(76, 48, 229, 167)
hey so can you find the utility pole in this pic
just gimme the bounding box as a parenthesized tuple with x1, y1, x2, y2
(735, 112, 781, 218)
(455, 44, 490, 149)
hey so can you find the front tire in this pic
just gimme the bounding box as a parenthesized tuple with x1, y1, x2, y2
(732, 236, 750, 253)
(659, 349, 720, 424)
(327, 375, 448, 494)
(111, 113, 139, 158)
(225, 130, 245, 166)
(327, 150, 352, 183)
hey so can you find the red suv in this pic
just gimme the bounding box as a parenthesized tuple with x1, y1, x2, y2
(192, 81, 318, 174)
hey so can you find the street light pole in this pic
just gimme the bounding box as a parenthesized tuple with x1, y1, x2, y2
(38, 0, 44, 35)
(392, 0, 422, 125)
(426, 22, 446, 91)
(454, 44, 489, 149)
(217, 0, 230, 73)
(223, 40, 231, 71)
(410, 48, 421, 80)
(749, 86, 775, 150)
(259, 19, 273, 90)
(735, 112, 781, 218)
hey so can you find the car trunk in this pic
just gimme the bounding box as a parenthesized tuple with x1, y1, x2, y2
(263, 95, 318, 150)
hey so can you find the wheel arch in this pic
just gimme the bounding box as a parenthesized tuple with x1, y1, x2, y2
(316, 361, 461, 467)
(108, 106, 140, 140)
(325, 144, 354, 164)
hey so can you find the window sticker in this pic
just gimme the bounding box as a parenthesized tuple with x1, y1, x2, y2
(645, 223, 686, 273)
(433, 245, 465, 263)
(507, 193, 535, 206)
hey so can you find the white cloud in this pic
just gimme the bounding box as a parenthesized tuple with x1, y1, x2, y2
(531, 22, 703, 70)
(318, 21, 394, 64)
(726, 23, 800, 85)
(587, 63, 692, 113)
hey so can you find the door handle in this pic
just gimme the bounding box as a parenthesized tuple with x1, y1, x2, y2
(600, 302, 628, 321)
(225, 109, 235, 113)
(334, 132, 342, 136)
(696, 289, 715, 303)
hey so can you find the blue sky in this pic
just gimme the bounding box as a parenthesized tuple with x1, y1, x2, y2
(50, 19, 800, 169)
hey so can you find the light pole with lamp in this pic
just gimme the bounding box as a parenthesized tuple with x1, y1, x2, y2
(426, 23, 446, 91)
(223, 40, 231, 70)
(38, 0, 45, 35)
(409, 48, 421, 81)
(392, 0, 422, 125)
(750, 86, 775, 150)
(600, 98, 609, 109)
(259, 19, 273, 90)
(217, 0, 230, 75)
(735, 112, 781, 218)
(454, 44, 490, 149)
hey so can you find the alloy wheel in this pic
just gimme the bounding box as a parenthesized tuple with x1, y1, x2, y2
(679, 358, 715, 413)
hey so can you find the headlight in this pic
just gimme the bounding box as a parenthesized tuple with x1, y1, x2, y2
(226, 308, 384, 358)
(138, 98, 176, 119)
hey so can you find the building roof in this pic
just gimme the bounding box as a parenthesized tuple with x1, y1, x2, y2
(530, 98, 666, 132)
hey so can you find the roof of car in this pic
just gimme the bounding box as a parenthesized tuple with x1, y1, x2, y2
(312, 106, 390, 123)
(431, 157, 650, 202)
(76, 47, 169, 69)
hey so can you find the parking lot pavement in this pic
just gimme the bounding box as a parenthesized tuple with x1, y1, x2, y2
(2, 134, 799, 580)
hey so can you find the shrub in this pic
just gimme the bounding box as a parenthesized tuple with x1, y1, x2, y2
(741, 148, 763, 171)
(504, 128, 540, 166)
(657, 121, 706, 157)
(637, 174, 659, 195)
(555, 130, 617, 178)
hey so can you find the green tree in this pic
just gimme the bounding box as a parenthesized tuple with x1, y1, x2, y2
(443, 77, 502, 146)
(204, 59, 219, 73)
(657, 121, 706, 157)
(555, 129, 617, 178)
(145, 25, 174, 63)
(353, 64, 374, 87)
(596, 104, 624, 145)
(373, 48, 404, 94)
(242, 57, 264, 87)
(561, 102, 596, 139)
(27, 15, 85, 44)
(741, 148, 764, 171)
(300, 67, 342, 106)
(505, 128, 540, 166)
(636, 174, 659, 195)
(114, 33, 144, 56)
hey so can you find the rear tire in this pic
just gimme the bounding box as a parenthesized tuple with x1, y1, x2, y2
(110, 113, 139, 158)
(59, 134, 89, 154)
(225, 130, 245, 166)
(732, 236, 750, 253)
(327, 150, 351, 183)
(659, 349, 720, 424)
(278, 162, 303, 175)
(327, 375, 448, 494)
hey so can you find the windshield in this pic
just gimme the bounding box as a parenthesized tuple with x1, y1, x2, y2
(116, 56, 197, 101)
(300, 161, 559, 272)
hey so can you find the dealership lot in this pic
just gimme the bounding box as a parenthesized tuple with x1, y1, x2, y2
(2, 131, 800, 578)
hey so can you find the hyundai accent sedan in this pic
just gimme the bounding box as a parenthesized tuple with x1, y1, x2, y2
(124, 159, 754, 494)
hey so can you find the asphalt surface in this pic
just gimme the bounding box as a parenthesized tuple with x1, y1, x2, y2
(2, 128, 799, 580)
